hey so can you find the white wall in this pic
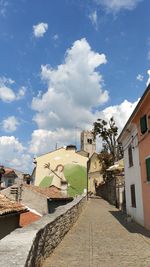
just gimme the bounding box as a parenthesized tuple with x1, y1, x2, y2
(122, 125, 144, 226)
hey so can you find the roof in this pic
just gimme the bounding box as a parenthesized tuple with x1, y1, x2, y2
(20, 211, 41, 227)
(118, 83, 150, 142)
(0, 194, 27, 216)
(23, 184, 73, 200)
(3, 168, 17, 177)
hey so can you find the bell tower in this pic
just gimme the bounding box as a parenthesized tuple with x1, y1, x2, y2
(81, 131, 96, 157)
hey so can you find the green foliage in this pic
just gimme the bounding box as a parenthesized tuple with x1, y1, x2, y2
(93, 117, 123, 175)
(39, 176, 53, 188)
(39, 164, 87, 197)
(64, 164, 87, 197)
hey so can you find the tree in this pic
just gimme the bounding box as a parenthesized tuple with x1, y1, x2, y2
(93, 117, 123, 168)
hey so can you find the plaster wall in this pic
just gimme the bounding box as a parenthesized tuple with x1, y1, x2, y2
(34, 148, 88, 186)
(133, 92, 150, 229)
(122, 126, 144, 226)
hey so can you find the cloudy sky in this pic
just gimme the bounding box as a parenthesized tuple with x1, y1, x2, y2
(0, 0, 149, 172)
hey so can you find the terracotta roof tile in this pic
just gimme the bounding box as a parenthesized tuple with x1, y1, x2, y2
(0, 194, 27, 216)
(23, 184, 73, 200)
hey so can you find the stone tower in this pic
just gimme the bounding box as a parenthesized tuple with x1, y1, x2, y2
(81, 131, 96, 157)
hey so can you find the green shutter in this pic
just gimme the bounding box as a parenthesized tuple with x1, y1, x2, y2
(140, 115, 147, 134)
(146, 158, 150, 181)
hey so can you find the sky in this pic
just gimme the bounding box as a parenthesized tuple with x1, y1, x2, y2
(0, 0, 150, 172)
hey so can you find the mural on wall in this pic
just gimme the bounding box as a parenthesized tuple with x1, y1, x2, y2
(39, 162, 87, 197)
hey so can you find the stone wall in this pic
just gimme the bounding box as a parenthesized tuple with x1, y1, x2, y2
(0, 194, 86, 267)
(96, 178, 116, 205)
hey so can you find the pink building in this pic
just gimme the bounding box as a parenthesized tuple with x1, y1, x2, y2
(118, 83, 150, 229)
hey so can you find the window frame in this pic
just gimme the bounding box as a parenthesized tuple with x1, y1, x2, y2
(130, 184, 136, 208)
(145, 156, 150, 182)
(140, 114, 148, 135)
(128, 144, 133, 168)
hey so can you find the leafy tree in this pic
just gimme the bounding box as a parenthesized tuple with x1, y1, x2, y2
(93, 117, 123, 173)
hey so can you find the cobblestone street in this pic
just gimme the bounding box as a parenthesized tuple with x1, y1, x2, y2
(42, 198, 150, 267)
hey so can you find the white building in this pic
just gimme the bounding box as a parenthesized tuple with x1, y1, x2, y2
(118, 123, 144, 226)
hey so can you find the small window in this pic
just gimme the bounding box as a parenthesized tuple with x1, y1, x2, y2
(128, 145, 133, 167)
(140, 115, 147, 134)
(87, 138, 92, 144)
(146, 157, 150, 181)
(130, 184, 136, 208)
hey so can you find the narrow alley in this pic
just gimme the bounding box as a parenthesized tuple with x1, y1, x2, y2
(42, 198, 150, 267)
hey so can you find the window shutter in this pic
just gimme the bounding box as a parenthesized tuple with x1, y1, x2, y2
(146, 158, 150, 181)
(140, 115, 147, 134)
(128, 145, 133, 167)
(130, 184, 136, 208)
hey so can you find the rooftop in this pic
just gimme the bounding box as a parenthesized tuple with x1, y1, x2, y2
(0, 194, 27, 216)
(24, 184, 73, 200)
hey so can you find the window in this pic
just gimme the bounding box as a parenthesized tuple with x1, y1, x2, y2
(140, 115, 147, 134)
(146, 157, 150, 181)
(130, 184, 136, 208)
(128, 145, 133, 167)
(87, 138, 92, 144)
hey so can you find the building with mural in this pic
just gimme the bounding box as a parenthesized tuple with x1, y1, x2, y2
(33, 145, 88, 197)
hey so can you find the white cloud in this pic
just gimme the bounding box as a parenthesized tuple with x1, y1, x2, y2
(94, 0, 142, 13)
(0, 136, 32, 171)
(53, 34, 59, 41)
(0, 0, 8, 17)
(0, 77, 26, 103)
(32, 38, 108, 130)
(33, 22, 48, 38)
(136, 74, 144, 81)
(2, 116, 20, 132)
(29, 128, 76, 155)
(95, 99, 139, 133)
(30, 99, 139, 156)
(146, 70, 150, 86)
(16, 86, 26, 100)
(89, 10, 98, 29)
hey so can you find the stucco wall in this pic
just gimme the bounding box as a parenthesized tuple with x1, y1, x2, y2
(122, 125, 144, 226)
(133, 92, 150, 229)
(34, 148, 88, 186)
(1, 186, 48, 215)
(0, 194, 86, 267)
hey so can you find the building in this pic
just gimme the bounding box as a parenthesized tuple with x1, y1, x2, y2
(0, 194, 27, 239)
(1, 168, 17, 189)
(32, 145, 88, 197)
(81, 131, 96, 157)
(1, 184, 73, 215)
(118, 83, 150, 228)
(87, 152, 103, 194)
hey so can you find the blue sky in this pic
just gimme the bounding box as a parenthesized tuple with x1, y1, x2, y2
(0, 0, 150, 172)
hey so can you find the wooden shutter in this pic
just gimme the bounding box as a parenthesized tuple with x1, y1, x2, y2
(130, 184, 136, 208)
(140, 115, 147, 134)
(128, 145, 133, 167)
(146, 158, 150, 181)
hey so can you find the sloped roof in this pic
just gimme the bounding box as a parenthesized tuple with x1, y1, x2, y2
(3, 168, 17, 177)
(23, 184, 73, 200)
(0, 194, 27, 216)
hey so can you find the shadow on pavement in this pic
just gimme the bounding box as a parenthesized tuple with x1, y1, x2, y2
(109, 210, 150, 239)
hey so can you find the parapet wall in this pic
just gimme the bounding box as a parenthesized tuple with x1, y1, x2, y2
(0, 194, 86, 267)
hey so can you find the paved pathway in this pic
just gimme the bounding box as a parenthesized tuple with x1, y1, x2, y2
(42, 198, 150, 267)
